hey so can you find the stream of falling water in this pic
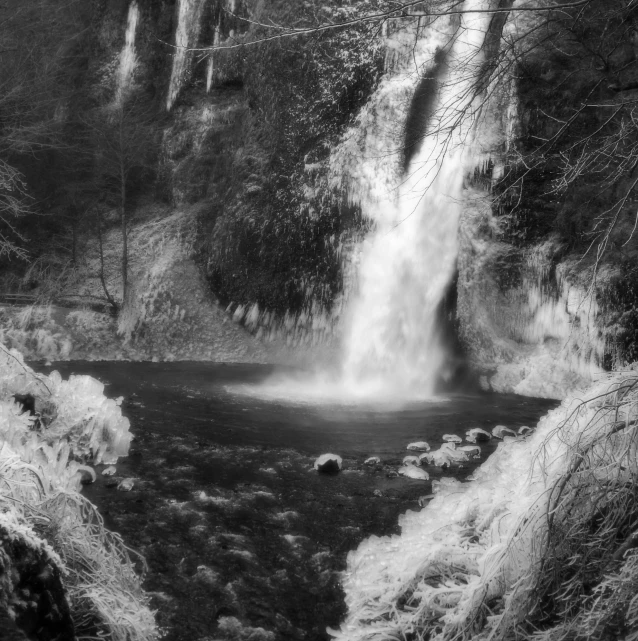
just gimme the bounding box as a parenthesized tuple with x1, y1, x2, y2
(339, 3, 491, 397)
(167, 0, 206, 111)
(230, 1, 495, 403)
(115, 1, 140, 103)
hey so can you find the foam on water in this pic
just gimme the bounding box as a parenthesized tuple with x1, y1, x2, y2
(225, 372, 449, 408)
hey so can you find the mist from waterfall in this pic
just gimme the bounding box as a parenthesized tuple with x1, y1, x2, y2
(335, 1, 493, 397)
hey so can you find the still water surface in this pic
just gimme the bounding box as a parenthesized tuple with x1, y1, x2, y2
(37, 362, 558, 640)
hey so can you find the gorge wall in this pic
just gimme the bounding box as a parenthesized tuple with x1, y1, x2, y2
(3, 0, 638, 398)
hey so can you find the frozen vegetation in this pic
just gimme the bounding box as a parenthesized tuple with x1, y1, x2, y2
(335, 370, 638, 640)
(0, 345, 157, 640)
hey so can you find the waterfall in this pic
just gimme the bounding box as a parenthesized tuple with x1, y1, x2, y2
(206, 28, 220, 93)
(115, 1, 140, 103)
(167, 0, 206, 111)
(335, 2, 495, 397)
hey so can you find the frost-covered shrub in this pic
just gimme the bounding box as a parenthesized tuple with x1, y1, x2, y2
(0, 344, 156, 640)
(335, 371, 638, 641)
(0, 346, 131, 467)
(0, 305, 74, 361)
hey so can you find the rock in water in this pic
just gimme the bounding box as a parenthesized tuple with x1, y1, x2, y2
(442, 434, 462, 444)
(102, 465, 117, 476)
(466, 428, 492, 443)
(459, 445, 481, 459)
(407, 441, 430, 452)
(402, 455, 421, 466)
(492, 425, 517, 439)
(364, 456, 381, 466)
(398, 466, 429, 480)
(117, 478, 135, 491)
(314, 453, 342, 474)
(518, 425, 533, 436)
(421, 443, 469, 467)
(432, 477, 464, 494)
(77, 466, 96, 485)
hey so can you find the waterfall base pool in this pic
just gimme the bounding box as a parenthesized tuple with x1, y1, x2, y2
(35, 361, 558, 641)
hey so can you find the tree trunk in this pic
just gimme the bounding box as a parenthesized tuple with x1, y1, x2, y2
(96, 210, 118, 312)
(121, 181, 127, 305)
(119, 112, 128, 307)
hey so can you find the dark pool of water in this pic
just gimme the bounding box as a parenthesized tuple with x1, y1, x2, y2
(35, 362, 558, 641)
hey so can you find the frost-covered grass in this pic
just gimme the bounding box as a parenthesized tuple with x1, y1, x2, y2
(0, 344, 157, 640)
(335, 371, 638, 640)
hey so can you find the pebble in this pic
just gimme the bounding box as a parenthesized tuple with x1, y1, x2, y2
(406, 441, 430, 452)
(466, 428, 492, 443)
(492, 425, 517, 439)
(458, 445, 481, 458)
(117, 478, 135, 492)
(398, 466, 429, 480)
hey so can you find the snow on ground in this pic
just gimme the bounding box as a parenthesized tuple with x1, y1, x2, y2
(0, 205, 272, 363)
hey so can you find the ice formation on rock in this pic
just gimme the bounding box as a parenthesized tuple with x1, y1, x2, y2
(407, 441, 430, 451)
(398, 466, 429, 480)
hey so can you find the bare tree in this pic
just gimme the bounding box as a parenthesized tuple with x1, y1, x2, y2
(86, 98, 158, 307)
(0, 0, 86, 260)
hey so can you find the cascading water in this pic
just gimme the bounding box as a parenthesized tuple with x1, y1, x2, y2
(115, 1, 140, 103)
(167, 0, 206, 111)
(335, 2, 494, 397)
(230, 1, 503, 403)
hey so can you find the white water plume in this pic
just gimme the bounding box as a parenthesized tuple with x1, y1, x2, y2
(336, 2, 494, 397)
(115, 1, 140, 104)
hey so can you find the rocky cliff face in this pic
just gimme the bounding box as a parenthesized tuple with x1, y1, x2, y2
(0, 522, 75, 641)
(455, 1, 638, 398)
(7, 0, 638, 395)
